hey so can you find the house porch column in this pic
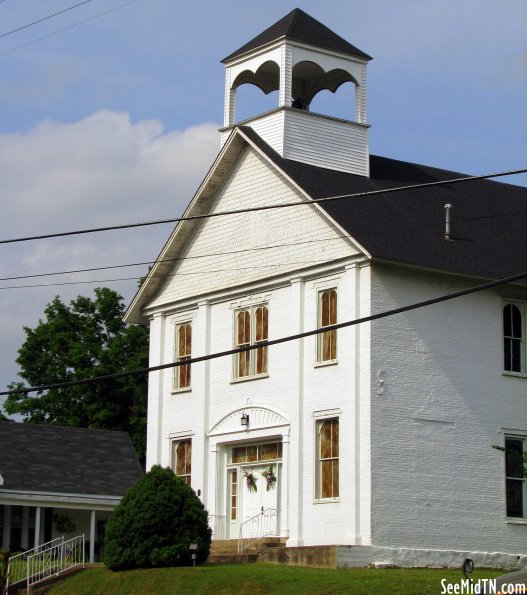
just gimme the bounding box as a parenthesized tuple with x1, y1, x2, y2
(89, 510, 96, 563)
(34, 506, 41, 547)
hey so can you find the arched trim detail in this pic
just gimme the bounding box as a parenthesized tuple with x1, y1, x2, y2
(232, 60, 280, 95)
(292, 61, 358, 106)
(208, 405, 290, 437)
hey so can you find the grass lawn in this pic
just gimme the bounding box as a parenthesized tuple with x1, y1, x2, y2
(49, 563, 504, 595)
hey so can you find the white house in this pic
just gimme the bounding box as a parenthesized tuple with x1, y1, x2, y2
(0, 423, 142, 562)
(125, 9, 527, 567)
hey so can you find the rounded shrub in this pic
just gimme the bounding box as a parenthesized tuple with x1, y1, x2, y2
(103, 465, 211, 570)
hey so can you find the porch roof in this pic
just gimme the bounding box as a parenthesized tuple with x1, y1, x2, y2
(0, 422, 142, 497)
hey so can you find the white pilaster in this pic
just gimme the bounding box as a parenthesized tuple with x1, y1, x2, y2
(279, 434, 290, 538)
(146, 313, 166, 470)
(287, 277, 304, 546)
(357, 262, 372, 545)
(224, 67, 236, 127)
(342, 263, 360, 544)
(356, 63, 367, 124)
(279, 43, 293, 107)
(194, 299, 211, 501)
(89, 510, 96, 563)
(208, 444, 219, 517)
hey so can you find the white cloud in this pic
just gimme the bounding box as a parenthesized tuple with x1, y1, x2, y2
(0, 111, 220, 402)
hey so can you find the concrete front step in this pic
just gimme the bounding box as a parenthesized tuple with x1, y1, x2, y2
(210, 537, 283, 555)
(208, 537, 286, 564)
(207, 553, 259, 564)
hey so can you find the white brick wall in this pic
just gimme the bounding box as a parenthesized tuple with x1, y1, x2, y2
(146, 259, 368, 546)
(370, 264, 527, 556)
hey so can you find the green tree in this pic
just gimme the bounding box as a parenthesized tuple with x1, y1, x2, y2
(5, 288, 148, 462)
(103, 466, 211, 570)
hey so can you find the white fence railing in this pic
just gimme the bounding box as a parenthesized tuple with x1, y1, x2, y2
(6, 534, 85, 592)
(208, 515, 226, 541)
(238, 507, 278, 554)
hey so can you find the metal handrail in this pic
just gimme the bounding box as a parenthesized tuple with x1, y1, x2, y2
(238, 507, 278, 554)
(5, 534, 85, 592)
(26, 534, 85, 592)
(5, 536, 64, 590)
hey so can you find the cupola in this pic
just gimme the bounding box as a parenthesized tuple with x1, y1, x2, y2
(220, 8, 372, 176)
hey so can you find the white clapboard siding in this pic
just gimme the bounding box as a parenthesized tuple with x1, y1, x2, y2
(149, 146, 357, 308)
(222, 108, 369, 176)
(283, 109, 369, 176)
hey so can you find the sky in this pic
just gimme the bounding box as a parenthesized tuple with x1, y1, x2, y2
(0, 0, 526, 414)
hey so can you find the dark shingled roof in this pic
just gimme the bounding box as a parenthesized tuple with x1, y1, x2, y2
(222, 8, 372, 63)
(0, 423, 142, 496)
(240, 126, 527, 282)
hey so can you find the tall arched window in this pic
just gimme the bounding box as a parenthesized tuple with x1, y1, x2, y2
(235, 305, 268, 378)
(174, 439, 192, 486)
(318, 289, 337, 362)
(316, 418, 339, 499)
(174, 322, 192, 389)
(504, 303, 524, 372)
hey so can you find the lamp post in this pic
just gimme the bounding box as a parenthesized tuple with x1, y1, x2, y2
(189, 543, 198, 569)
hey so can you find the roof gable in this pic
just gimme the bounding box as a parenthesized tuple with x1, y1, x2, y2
(146, 144, 360, 311)
(222, 8, 372, 63)
(125, 127, 365, 323)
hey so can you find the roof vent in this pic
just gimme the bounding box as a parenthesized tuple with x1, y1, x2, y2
(444, 204, 453, 241)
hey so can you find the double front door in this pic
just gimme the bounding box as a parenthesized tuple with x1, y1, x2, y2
(226, 441, 282, 539)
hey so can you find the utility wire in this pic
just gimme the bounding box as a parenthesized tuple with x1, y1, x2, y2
(0, 0, 92, 39)
(0, 235, 347, 282)
(0, 258, 336, 290)
(3, 268, 527, 396)
(1, 168, 525, 246)
(0, 0, 140, 57)
(4, 197, 527, 284)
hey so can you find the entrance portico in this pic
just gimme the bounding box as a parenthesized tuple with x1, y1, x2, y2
(207, 405, 290, 541)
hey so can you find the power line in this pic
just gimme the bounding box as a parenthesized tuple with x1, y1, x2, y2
(0, 0, 93, 39)
(1, 168, 525, 246)
(3, 268, 527, 396)
(0, 0, 140, 57)
(4, 196, 527, 284)
(0, 258, 339, 290)
(0, 234, 348, 282)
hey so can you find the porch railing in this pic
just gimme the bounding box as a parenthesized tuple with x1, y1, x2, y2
(5, 534, 85, 592)
(238, 507, 278, 554)
(208, 514, 226, 540)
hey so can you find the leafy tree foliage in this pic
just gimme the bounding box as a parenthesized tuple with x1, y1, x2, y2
(103, 466, 211, 570)
(5, 288, 148, 462)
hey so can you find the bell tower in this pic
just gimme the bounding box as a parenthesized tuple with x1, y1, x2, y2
(220, 8, 372, 176)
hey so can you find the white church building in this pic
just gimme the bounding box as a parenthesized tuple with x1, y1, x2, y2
(125, 9, 527, 567)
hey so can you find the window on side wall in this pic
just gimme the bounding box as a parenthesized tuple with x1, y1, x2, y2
(317, 289, 337, 363)
(174, 322, 192, 390)
(316, 418, 339, 500)
(173, 439, 192, 486)
(503, 302, 525, 373)
(505, 436, 526, 518)
(234, 305, 268, 378)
